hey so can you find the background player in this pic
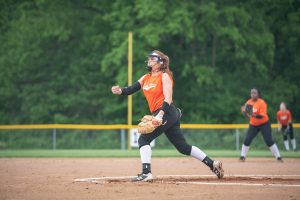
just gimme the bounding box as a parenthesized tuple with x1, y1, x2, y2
(277, 102, 296, 151)
(240, 88, 282, 162)
(112, 50, 224, 181)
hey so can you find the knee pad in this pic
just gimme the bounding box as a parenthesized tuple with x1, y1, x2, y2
(138, 135, 151, 148)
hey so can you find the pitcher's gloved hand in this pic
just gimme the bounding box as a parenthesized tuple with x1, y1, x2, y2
(137, 115, 164, 134)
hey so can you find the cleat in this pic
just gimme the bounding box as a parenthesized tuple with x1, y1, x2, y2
(277, 157, 283, 163)
(212, 161, 224, 179)
(239, 156, 246, 162)
(132, 173, 153, 182)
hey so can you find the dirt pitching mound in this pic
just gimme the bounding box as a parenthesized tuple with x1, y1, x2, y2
(74, 174, 300, 186)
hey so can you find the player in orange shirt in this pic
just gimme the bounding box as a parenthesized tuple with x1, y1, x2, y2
(112, 50, 224, 181)
(277, 102, 296, 151)
(240, 88, 282, 162)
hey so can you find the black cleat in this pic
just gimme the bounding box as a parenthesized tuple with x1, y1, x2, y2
(239, 156, 246, 162)
(277, 157, 283, 163)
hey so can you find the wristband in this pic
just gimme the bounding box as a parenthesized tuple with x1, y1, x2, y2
(161, 101, 171, 113)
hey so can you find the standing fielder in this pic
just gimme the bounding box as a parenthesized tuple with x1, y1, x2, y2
(240, 88, 282, 162)
(277, 102, 296, 151)
(112, 50, 224, 182)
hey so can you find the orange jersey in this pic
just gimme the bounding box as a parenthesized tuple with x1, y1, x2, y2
(246, 98, 269, 126)
(142, 73, 173, 113)
(277, 109, 292, 125)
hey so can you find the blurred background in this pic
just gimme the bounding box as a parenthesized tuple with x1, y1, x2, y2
(0, 0, 299, 151)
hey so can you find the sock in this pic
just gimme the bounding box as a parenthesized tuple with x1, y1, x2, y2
(140, 145, 152, 174)
(142, 163, 151, 174)
(202, 156, 214, 170)
(269, 144, 281, 158)
(190, 146, 207, 161)
(140, 145, 151, 163)
(291, 139, 296, 150)
(241, 144, 249, 157)
(284, 140, 289, 151)
(190, 146, 213, 170)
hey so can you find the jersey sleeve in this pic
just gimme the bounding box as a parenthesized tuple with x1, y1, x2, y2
(139, 74, 149, 87)
(259, 100, 267, 115)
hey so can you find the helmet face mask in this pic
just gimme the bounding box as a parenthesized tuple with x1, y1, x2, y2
(146, 52, 163, 63)
(148, 56, 160, 62)
(145, 51, 164, 72)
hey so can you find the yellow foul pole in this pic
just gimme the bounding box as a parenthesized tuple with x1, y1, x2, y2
(127, 32, 133, 150)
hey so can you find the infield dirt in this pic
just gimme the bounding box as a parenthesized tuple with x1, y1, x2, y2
(0, 157, 300, 200)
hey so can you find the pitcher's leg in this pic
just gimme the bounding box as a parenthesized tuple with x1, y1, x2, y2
(133, 122, 167, 182)
(133, 111, 178, 182)
(165, 123, 224, 179)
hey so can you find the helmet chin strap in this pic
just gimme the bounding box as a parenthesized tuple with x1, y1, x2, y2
(145, 60, 152, 72)
(146, 66, 152, 72)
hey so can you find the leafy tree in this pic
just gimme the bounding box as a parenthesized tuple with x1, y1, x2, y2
(0, 0, 299, 125)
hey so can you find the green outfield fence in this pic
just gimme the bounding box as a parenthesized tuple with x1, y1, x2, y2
(0, 124, 299, 150)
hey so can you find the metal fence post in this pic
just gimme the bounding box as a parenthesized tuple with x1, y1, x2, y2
(53, 128, 56, 150)
(120, 129, 125, 150)
(235, 128, 240, 151)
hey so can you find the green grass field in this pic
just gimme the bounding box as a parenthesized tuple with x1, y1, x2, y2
(0, 149, 299, 158)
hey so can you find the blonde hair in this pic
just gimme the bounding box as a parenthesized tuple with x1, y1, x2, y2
(152, 50, 172, 76)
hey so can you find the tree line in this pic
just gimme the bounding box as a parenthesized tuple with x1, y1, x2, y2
(0, 0, 299, 125)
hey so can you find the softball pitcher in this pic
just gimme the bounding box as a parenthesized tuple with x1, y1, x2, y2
(111, 50, 224, 182)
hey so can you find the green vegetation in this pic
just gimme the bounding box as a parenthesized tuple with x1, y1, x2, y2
(0, 149, 299, 158)
(0, 0, 299, 125)
(0, 1, 299, 150)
